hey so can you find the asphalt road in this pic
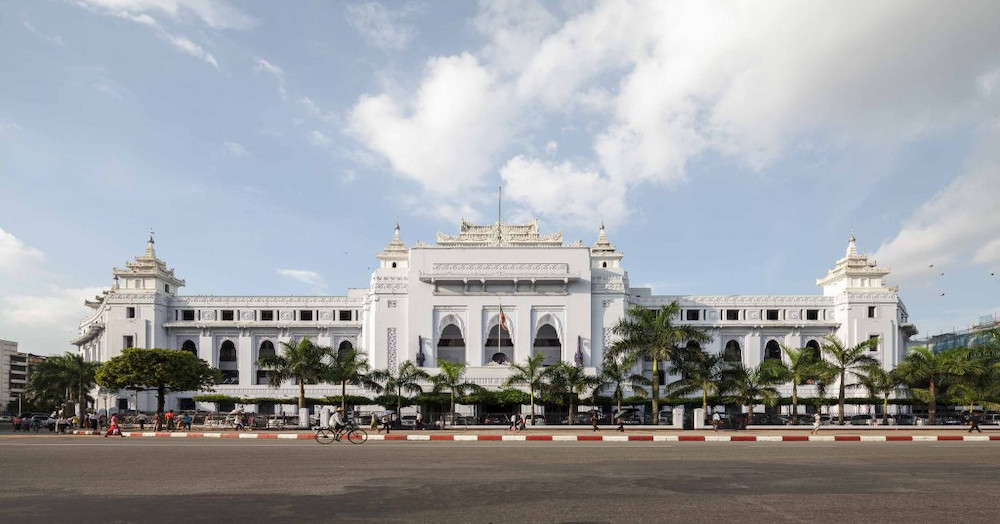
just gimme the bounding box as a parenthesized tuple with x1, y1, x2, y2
(2, 435, 998, 523)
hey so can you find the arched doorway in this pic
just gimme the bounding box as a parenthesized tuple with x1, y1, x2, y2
(437, 324, 466, 364)
(805, 339, 821, 361)
(337, 340, 354, 359)
(764, 340, 781, 361)
(485, 325, 514, 365)
(256, 340, 276, 385)
(532, 324, 561, 366)
(723, 340, 742, 363)
(219, 340, 238, 384)
(181, 340, 197, 356)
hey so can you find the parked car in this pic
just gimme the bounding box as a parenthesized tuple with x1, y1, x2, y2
(849, 415, 873, 425)
(400, 415, 417, 428)
(0, 415, 12, 423)
(481, 413, 510, 425)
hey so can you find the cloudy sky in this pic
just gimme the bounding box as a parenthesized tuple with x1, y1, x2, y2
(2, 0, 999, 355)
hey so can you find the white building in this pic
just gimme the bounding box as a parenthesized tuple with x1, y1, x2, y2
(74, 221, 918, 415)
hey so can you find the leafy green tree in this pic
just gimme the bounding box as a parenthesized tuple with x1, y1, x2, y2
(502, 353, 548, 425)
(609, 302, 712, 424)
(431, 360, 481, 425)
(723, 362, 783, 426)
(26, 353, 100, 413)
(371, 361, 430, 424)
(821, 335, 880, 424)
(326, 347, 382, 413)
(850, 364, 905, 424)
(96, 348, 219, 415)
(896, 346, 982, 424)
(543, 361, 601, 425)
(666, 349, 723, 424)
(256, 337, 333, 410)
(770, 345, 834, 424)
(597, 354, 651, 416)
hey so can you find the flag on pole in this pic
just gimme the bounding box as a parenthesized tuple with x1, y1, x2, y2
(499, 305, 509, 332)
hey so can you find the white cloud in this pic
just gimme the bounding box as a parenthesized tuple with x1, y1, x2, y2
(544, 140, 557, 155)
(874, 159, 1000, 282)
(222, 141, 248, 157)
(0, 121, 22, 133)
(349, 1, 1000, 226)
(277, 269, 328, 293)
(22, 20, 64, 46)
(254, 58, 286, 99)
(75, 0, 256, 30)
(500, 155, 627, 225)
(1, 286, 106, 330)
(345, 2, 416, 50)
(348, 53, 514, 203)
(0, 228, 45, 273)
(307, 130, 331, 148)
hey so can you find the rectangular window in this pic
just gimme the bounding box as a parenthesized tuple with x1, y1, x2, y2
(766, 309, 780, 321)
(868, 306, 877, 318)
(868, 335, 880, 351)
(339, 310, 353, 321)
(124, 335, 134, 349)
(221, 310, 234, 321)
(686, 310, 700, 321)
(182, 309, 195, 321)
(164, 284, 170, 293)
(806, 309, 819, 321)
(126, 307, 136, 319)
(725, 310, 739, 321)
(260, 310, 274, 321)
(299, 310, 314, 321)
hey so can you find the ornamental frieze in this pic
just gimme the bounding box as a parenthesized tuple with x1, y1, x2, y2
(430, 263, 570, 276)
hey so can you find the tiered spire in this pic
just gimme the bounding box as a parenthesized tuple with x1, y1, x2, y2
(590, 223, 623, 268)
(376, 222, 409, 268)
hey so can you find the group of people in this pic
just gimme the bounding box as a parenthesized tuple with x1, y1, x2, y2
(369, 412, 394, 434)
(508, 413, 528, 431)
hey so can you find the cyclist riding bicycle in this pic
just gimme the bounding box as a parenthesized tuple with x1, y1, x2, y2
(329, 407, 347, 439)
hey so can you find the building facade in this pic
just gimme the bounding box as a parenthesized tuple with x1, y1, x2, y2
(1, 340, 47, 414)
(74, 221, 918, 414)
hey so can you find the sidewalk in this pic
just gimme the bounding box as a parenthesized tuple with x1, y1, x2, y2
(66, 426, 1000, 442)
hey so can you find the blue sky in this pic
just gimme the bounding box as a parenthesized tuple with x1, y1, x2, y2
(1, 0, 999, 355)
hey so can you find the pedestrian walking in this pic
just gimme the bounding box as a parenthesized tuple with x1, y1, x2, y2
(13, 415, 21, 432)
(416, 412, 423, 430)
(370, 413, 378, 432)
(137, 412, 147, 431)
(712, 412, 721, 432)
(165, 410, 175, 431)
(104, 413, 124, 437)
(591, 412, 599, 432)
(968, 412, 982, 433)
(89, 412, 98, 431)
(153, 412, 162, 431)
(381, 414, 391, 434)
(811, 412, 822, 435)
(182, 413, 193, 431)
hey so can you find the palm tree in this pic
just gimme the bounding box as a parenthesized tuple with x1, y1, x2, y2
(609, 302, 712, 424)
(723, 362, 783, 427)
(821, 335, 880, 424)
(26, 353, 100, 413)
(771, 344, 832, 424)
(326, 348, 382, 413)
(666, 349, 725, 424)
(850, 364, 905, 424)
(432, 360, 481, 425)
(256, 337, 333, 410)
(597, 355, 651, 416)
(371, 361, 430, 425)
(543, 361, 601, 425)
(503, 354, 548, 425)
(895, 346, 977, 424)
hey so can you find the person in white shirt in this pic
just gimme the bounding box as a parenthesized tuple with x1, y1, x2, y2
(330, 407, 347, 439)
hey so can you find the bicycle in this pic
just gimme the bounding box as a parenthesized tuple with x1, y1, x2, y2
(315, 422, 367, 444)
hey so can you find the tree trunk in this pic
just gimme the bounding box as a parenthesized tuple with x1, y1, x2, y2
(397, 385, 403, 428)
(651, 360, 660, 425)
(531, 388, 537, 425)
(450, 391, 455, 426)
(298, 378, 305, 410)
(702, 389, 709, 424)
(838, 369, 846, 425)
(341, 381, 347, 413)
(928, 380, 936, 424)
(883, 394, 889, 425)
(792, 383, 799, 425)
(156, 384, 166, 416)
(568, 396, 575, 425)
(746, 404, 753, 429)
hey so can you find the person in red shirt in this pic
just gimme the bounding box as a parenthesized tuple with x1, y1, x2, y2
(104, 414, 124, 437)
(165, 410, 175, 431)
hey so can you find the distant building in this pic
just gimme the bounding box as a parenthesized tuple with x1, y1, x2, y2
(1, 340, 46, 414)
(910, 312, 999, 353)
(74, 223, 918, 415)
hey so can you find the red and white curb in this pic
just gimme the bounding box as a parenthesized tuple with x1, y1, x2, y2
(69, 430, 1000, 442)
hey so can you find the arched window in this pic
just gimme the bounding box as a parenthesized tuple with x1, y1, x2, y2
(220, 340, 237, 362)
(764, 340, 781, 361)
(258, 340, 275, 360)
(805, 339, 821, 361)
(437, 324, 466, 364)
(685, 340, 701, 351)
(723, 340, 742, 363)
(531, 324, 561, 366)
(181, 340, 197, 356)
(391, 262, 397, 268)
(219, 340, 238, 384)
(602, 261, 607, 268)
(338, 340, 354, 359)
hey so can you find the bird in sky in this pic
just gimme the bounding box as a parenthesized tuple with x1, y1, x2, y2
(940, 272, 945, 276)
(940, 293, 946, 296)
(929, 264, 934, 268)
